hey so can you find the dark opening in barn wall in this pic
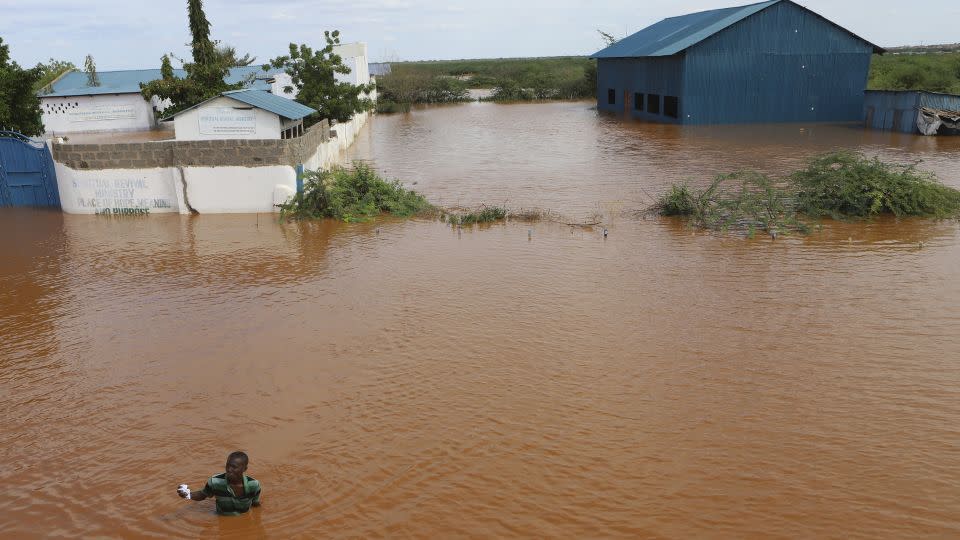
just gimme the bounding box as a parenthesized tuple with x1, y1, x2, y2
(664, 96, 679, 119)
(648, 94, 661, 115)
(634, 93, 644, 111)
(607, 89, 616, 105)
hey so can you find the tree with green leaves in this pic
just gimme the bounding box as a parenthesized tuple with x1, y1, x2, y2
(267, 31, 374, 124)
(0, 37, 44, 135)
(84, 54, 100, 87)
(140, 0, 241, 116)
(34, 58, 76, 94)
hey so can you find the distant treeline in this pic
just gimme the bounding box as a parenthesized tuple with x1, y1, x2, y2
(868, 53, 960, 95)
(374, 53, 960, 112)
(375, 57, 596, 111)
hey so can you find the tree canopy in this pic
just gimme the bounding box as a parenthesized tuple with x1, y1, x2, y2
(267, 30, 374, 124)
(0, 37, 44, 135)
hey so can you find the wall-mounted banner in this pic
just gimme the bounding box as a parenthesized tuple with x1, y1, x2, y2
(199, 107, 257, 136)
(69, 104, 137, 122)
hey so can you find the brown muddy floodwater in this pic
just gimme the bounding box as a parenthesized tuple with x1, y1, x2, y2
(3, 101, 960, 539)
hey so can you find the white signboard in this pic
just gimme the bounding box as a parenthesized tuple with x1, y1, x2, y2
(69, 104, 137, 123)
(199, 107, 257, 136)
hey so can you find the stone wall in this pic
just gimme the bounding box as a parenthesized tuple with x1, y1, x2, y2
(52, 120, 330, 170)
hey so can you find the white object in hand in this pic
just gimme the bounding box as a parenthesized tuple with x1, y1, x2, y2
(178, 484, 191, 499)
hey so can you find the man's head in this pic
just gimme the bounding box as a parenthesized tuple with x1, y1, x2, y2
(225, 451, 249, 482)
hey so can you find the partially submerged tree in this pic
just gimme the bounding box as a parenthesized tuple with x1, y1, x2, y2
(140, 0, 241, 116)
(84, 54, 100, 87)
(0, 37, 44, 135)
(267, 30, 374, 124)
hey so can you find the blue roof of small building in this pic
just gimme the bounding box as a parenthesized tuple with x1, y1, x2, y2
(219, 89, 317, 120)
(40, 66, 285, 97)
(163, 89, 317, 121)
(591, 0, 883, 59)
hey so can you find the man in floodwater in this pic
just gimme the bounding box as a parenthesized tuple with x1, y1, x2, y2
(178, 451, 262, 515)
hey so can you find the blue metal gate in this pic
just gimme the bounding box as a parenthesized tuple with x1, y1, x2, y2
(0, 131, 61, 208)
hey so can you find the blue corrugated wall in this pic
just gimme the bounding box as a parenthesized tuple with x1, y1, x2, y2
(598, 1, 874, 125)
(596, 56, 684, 123)
(863, 90, 960, 133)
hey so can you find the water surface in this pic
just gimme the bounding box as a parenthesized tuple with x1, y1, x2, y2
(3, 102, 960, 538)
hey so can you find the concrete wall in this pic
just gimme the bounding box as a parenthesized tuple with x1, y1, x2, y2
(173, 96, 283, 141)
(40, 93, 158, 135)
(51, 120, 329, 170)
(52, 112, 372, 215)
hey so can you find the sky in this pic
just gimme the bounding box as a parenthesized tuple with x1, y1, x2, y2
(1, 0, 957, 70)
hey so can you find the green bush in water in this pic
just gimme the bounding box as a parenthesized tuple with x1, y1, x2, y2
(658, 184, 698, 216)
(791, 152, 960, 219)
(446, 206, 507, 225)
(280, 162, 433, 222)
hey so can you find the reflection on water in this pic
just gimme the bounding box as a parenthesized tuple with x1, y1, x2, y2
(3, 103, 960, 538)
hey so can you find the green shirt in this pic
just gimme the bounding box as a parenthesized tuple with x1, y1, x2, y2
(202, 473, 261, 515)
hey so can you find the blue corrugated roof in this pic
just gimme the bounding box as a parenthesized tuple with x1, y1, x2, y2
(591, 0, 882, 58)
(40, 66, 285, 97)
(219, 89, 316, 120)
(163, 89, 316, 121)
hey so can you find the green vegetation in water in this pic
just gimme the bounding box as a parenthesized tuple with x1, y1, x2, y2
(655, 172, 810, 236)
(444, 206, 508, 226)
(655, 152, 960, 236)
(791, 152, 960, 219)
(868, 52, 960, 94)
(280, 162, 433, 222)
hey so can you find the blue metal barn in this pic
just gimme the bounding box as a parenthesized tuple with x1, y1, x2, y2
(592, 0, 884, 125)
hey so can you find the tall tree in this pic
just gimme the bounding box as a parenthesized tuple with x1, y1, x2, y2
(84, 54, 100, 86)
(140, 0, 240, 115)
(267, 31, 374, 124)
(0, 37, 44, 135)
(188, 0, 214, 65)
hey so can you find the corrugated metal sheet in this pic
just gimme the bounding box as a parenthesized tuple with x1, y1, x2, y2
(593, 1, 777, 58)
(220, 90, 317, 120)
(596, 57, 684, 123)
(864, 91, 960, 133)
(42, 66, 282, 97)
(597, 0, 876, 125)
(591, 0, 881, 59)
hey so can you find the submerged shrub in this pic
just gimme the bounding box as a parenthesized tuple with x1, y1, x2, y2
(655, 152, 960, 236)
(280, 162, 433, 222)
(790, 151, 960, 219)
(657, 184, 698, 216)
(445, 206, 507, 225)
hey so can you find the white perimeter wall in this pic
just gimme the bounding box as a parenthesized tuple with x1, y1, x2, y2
(54, 111, 370, 214)
(173, 96, 282, 141)
(40, 93, 157, 135)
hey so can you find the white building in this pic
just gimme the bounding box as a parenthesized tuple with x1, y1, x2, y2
(38, 67, 286, 136)
(166, 89, 317, 141)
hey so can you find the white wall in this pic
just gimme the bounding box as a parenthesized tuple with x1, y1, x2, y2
(304, 111, 370, 172)
(181, 166, 296, 213)
(54, 162, 298, 215)
(173, 96, 282, 141)
(54, 165, 182, 215)
(53, 104, 371, 215)
(270, 73, 298, 99)
(333, 42, 370, 86)
(41, 93, 157, 135)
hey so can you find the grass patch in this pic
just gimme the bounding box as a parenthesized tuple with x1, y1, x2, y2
(654, 152, 960, 236)
(280, 162, 433, 222)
